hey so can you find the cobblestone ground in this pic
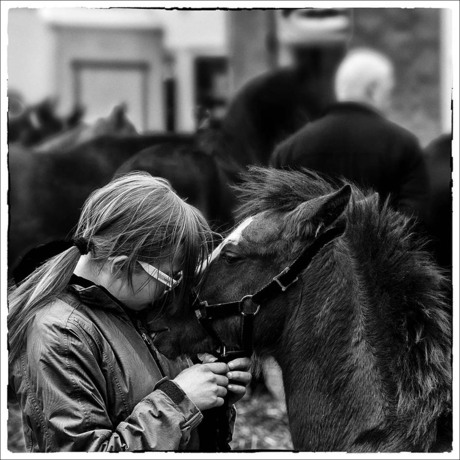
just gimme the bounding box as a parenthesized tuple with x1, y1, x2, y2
(230, 388, 293, 451)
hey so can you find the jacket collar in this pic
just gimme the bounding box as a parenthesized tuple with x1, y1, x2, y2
(67, 274, 136, 320)
(325, 101, 383, 118)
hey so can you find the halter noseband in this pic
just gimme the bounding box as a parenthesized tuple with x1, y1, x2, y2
(193, 221, 347, 363)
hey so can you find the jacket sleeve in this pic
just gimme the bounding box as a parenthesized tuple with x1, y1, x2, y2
(23, 318, 203, 452)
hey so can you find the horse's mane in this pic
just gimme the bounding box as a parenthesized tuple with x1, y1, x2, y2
(235, 167, 451, 449)
(234, 167, 353, 218)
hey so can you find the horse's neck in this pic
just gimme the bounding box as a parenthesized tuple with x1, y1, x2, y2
(276, 235, 447, 452)
(276, 252, 389, 451)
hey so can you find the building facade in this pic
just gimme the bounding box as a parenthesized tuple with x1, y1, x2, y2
(7, 7, 453, 146)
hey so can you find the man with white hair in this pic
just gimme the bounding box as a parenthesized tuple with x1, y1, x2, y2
(334, 48, 395, 113)
(271, 47, 429, 220)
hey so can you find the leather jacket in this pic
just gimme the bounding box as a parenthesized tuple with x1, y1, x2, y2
(10, 276, 233, 452)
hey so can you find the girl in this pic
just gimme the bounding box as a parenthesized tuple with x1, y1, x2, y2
(8, 172, 251, 452)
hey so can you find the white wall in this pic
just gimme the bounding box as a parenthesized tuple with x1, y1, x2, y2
(7, 7, 227, 131)
(441, 8, 453, 134)
(7, 8, 53, 104)
(39, 8, 226, 49)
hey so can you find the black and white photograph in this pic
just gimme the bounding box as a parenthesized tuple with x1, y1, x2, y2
(1, 1, 458, 458)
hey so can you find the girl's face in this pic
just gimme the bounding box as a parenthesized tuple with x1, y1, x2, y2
(111, 254, 183, 312)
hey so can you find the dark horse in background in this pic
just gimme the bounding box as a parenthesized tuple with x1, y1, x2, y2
(424, 133, 452, 274)
(8, 94, 85, 147)
(8, 109, 240, 278)
(153, 167, 452, 452)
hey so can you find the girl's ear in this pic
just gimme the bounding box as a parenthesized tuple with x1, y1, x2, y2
(108, 255, 129, 277)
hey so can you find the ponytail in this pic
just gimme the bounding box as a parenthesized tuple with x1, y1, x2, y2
(8, 246, 81, 364)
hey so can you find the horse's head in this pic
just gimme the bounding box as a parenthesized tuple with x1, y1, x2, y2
(153, 181, 351, 360)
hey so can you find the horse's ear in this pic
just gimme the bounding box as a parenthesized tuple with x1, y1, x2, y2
(286, 185, 351, 238)
(109, 103, 127, 122)
(311, 184, 352, 228)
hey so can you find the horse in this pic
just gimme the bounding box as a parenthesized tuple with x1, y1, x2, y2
(8, 96, 84, 147)
(152, 167, 452, 452)
(7, 136, 180, 269)
(7, 101, 182, 270)
(8, 122, 240, 273)
(32, 103, 137, 153)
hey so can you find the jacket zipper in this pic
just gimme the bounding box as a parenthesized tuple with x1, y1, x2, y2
(136, 320, 166, 378)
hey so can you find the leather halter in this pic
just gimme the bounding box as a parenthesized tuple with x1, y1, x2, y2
(193, 221, 347, 363)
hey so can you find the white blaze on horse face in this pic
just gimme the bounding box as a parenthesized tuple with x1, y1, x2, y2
(197, 217, 254, 274)
(223, 217, 254, 246)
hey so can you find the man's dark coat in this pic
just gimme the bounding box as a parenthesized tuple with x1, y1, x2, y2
(271, 102, 430, 220)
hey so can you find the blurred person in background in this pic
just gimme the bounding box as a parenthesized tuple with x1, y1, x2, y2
(8, 172, 251, 452)
(271, 47, 430, 222)
(219, 8, 351, 167)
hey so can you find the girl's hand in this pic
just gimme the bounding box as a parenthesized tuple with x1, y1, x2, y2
(173, 362, 229, 410)
(196, 354, 252, 405)
(226, 357, 252, 405)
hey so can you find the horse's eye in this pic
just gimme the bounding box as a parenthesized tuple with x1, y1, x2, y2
(220, 252, 240, 264)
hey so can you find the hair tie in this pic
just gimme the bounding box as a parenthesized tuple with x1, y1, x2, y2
(73, 237, 91, 255)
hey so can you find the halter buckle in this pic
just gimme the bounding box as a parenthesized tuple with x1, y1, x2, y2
(239, 295, 261, 316)
(273, 268, 299, 292)
(195, 301, 208, 319)
(216, 344, 227, 356)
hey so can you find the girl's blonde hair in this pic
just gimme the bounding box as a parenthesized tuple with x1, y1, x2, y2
(8, 172, 214, 363)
